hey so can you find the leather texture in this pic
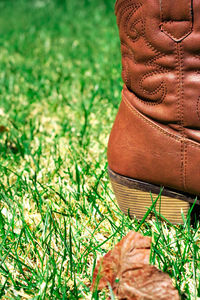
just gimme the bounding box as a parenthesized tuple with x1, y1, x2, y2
(108, 0, 200, 195)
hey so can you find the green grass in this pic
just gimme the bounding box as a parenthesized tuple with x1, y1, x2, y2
(0, 0, 199, 299)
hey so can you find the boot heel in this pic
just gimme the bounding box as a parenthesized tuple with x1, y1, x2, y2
(108, 168, 193, 224)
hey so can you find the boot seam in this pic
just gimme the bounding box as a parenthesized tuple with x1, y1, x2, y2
(175, 42, 185, 134)
(183, 141, 188, 191)
(122, 91, 181, 141)
(185, 139, 200, 148)
(197, 96, 200, 121)
(124, 92, 200, 149)
(176, 42, 185, 188)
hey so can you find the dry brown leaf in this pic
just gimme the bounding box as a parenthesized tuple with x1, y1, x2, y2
(91, 231, 180, 300)
(0, 125, 8, 133)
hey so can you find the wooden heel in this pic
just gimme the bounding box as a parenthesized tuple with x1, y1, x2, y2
(108, 168, 199, 224)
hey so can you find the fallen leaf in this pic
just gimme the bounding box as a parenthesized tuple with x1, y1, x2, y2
(91, 231, 180, 300)
(0, 125, 8, 133)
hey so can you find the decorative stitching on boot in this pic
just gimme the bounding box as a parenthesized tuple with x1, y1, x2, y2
(175, 43, 181, 128)
(123, 5, 142, 42)
(121, 41, 168, 105)
(179, 43, 185, 131)
(121, 53, 132, 87)
(121, 40, 168, 105)
(175, 42, 187, 189)
(115, 0, 141, 16)
(146, 52, 170, 69)
(140, 18, 169, 104)
(192, 56, 200, 124)
(183, 141, 188, 191)
(196, 96, 200, 122)
(117, 1, 169, 105)
(175, 43, 185, 133)
(139, 71, 167, 103)
(125, 18, 143, 43)
(117, 2, 142, 27)
(121, 42, 136, 88)
(180, 141, 184, 190)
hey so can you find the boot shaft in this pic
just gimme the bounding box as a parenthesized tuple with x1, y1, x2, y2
(115, 0, 200, 143)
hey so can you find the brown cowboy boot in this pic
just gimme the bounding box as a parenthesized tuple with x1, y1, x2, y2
(107, 0, 200, 224)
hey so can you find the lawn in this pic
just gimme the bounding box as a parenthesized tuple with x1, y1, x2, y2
(0, 0, 199, 299)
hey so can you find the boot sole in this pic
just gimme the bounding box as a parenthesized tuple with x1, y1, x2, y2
(108, 167, 200, 224)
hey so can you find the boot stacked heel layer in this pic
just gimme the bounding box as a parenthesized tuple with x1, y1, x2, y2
(108, 168, 199, 224)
